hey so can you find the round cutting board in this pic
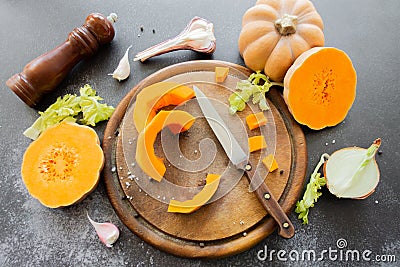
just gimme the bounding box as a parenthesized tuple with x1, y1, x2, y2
(102, 60, 307, 258)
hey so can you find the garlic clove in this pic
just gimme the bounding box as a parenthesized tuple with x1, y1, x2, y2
(109, 45, 132, 81)
(134, 17, 216, 62)
(87, 213, 120, 247)
(324, 139, 381, 199)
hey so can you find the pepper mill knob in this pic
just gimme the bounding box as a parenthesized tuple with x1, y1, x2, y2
(6, 13, 117, 107)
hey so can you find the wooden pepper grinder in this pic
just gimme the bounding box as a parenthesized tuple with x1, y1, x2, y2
(6, 13, 118, 107)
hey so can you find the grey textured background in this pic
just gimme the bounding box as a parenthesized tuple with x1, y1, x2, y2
(0, 0, 399, 266)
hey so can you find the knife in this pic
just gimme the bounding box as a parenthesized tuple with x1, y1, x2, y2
(193, 86, 294, 239)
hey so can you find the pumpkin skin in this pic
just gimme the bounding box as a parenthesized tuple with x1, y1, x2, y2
(135, 110, 195, 182)
(21, 122, 104, 208)
(283, 47, 357, 130)
(133, 82, 195, 133)
(238, 0, 325, 81)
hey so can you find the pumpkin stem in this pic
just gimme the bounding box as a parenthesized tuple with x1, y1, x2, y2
(275, 14, 298, 35)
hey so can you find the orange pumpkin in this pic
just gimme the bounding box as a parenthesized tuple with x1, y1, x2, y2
(283, 47, 357, 130)
(238, 0, 325, 81)
(168, 174, 221, 213)
(133, 82, 195, 133)
(21, 122, 104, 208)
(135, 110, 195, 182)
(248, 135, 267, 152)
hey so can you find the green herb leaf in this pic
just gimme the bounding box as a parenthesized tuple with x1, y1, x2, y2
(228, 71, 282, 114)
(23, 84, 114, 140)
(295, 154, 329, 224)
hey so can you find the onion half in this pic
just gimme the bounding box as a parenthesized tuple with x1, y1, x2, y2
(324, 139, 381, 199)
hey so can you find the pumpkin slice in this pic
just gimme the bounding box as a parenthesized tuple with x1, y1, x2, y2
(262, 154, 279, 172)
(246, 112, 267, 130)
(167, 174, 221, 213)
(133, 82, 195, 133)
(21, 122, 104, 208)
(248, 135, 267, 152)
(283, 47, 357, 130)
(136, 110, 195, 182)
(215, 67, 229, 83)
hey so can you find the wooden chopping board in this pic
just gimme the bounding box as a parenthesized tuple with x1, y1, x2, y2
(102, 60, 307, 258)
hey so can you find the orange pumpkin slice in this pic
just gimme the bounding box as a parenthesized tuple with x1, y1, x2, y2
(135, 110, 195, 182)
(215, 67, 229, 83)
(262, 154, 279, 172)
(21, 122, 104, 208)
(248, 135, 267, 152)
(283, 47, 357, 130)
(168, 174, 221, 213)
(246, 112, 267, 130)
(133, 82, 195, 133)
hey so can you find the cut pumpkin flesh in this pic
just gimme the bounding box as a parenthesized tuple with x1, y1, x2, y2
(215, 67, 229, 83)
(135, 110, 195, 182)
(262, 154, 279, 172)
(248, 135, 267, 152)
(133, 82, 195, 133)
(21, 122, 104, 208)
(283, 47, 357, 130)
(246, 112, 267, 130)
(168, 174, 221, 213)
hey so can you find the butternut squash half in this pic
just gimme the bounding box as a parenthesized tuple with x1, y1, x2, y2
(21, 122, 104, 208)
(168, 174, 221, 213)
(133, 82, 195, 133)
(283, 47, 357, 130)
(135, 110, 195, 182)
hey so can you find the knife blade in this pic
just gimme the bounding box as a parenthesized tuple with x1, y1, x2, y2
(193, 85, 294, 239)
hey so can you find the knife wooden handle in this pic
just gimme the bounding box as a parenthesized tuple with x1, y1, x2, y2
(245, 162, 295, 239)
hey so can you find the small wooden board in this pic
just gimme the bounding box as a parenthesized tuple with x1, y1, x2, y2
(102, 60, 307, 258)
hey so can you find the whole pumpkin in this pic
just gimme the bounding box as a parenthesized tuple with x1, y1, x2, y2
(238, 0, 324, 81)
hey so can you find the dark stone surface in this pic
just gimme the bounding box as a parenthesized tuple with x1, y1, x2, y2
(0, 0, 398, 266)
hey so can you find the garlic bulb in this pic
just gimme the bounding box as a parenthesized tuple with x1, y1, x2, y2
(134, 17, 216, 62)
(109, 45, 132, 81)
(87, 213, 120, 247)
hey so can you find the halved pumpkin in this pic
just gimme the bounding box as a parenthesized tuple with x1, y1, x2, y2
(283, 47, 357, 130)
(21, 122, 104, 208)
(168, 174, 221, 213)
(133, 82, 195, 133)
(135, 110, 195, 182)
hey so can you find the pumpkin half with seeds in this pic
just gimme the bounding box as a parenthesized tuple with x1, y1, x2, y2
(21, 122, 104, 208)
(283, 47, 357, 130)
(238, 0, 324, 81)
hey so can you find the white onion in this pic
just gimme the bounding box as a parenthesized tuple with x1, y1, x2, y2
(324, 139, 381, 199)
